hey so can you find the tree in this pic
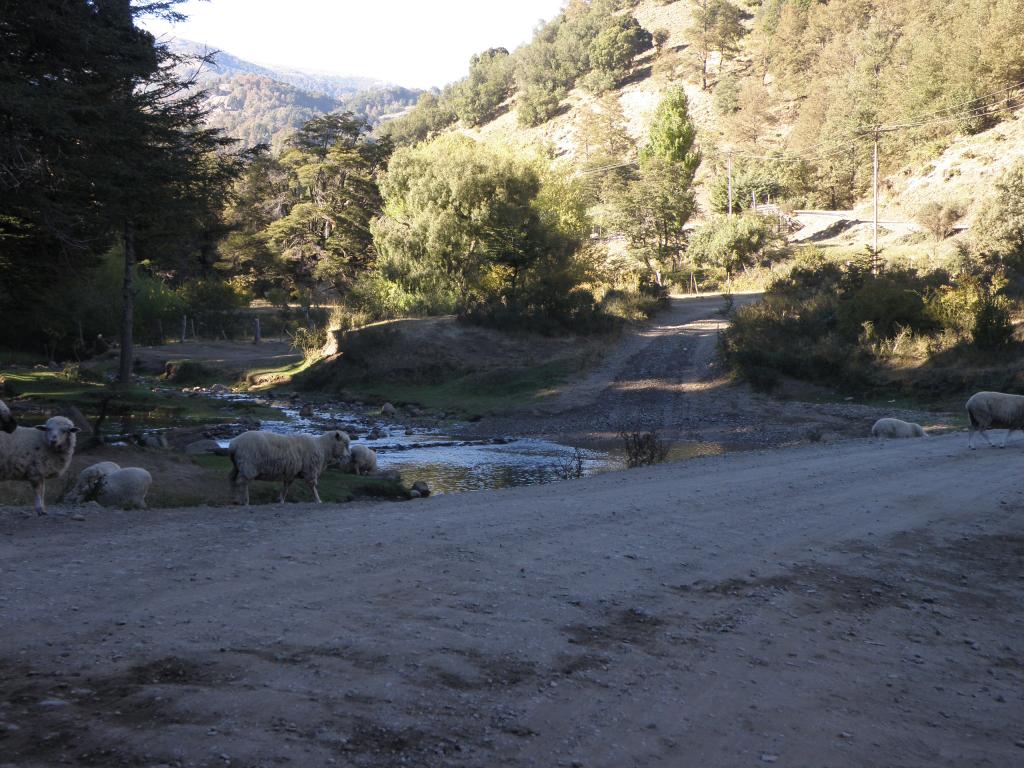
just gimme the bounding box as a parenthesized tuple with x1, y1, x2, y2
(611, 88, 702, 280)
(262, 114, 391, 296)
(972, 159, 1024, 274)
(368, 135, 586, 319)
(588, 15, 653, 81)
(688, 0, 747, 90)
(451, 48, 514, 126)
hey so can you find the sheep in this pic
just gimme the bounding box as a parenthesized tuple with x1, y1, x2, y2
(64, 461, 121, 504)
(0, 416, 79, 515)
(0, 399, 16, 434)
(347, 444, 378, 476)
(966, 391, 1024, 449)
(96, 467, 152, 510)
(228, 429, 350, 506)
(871, 418, 927, 439)
(63, 462, 152, 509)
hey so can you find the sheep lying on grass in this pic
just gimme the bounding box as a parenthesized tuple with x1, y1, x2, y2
(0, 416, 79, 515)
(228, 429, 350, 506)
(64, 462, 152, 509)
(966, 391, 1024, 449)
(346, 444, 378, 476)
(871, 418, 926, 439)
(0, 399, 16, 434)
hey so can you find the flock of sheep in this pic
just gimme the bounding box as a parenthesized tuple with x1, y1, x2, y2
(2, 390, 1024, 515)
(0, 398, 380, 513)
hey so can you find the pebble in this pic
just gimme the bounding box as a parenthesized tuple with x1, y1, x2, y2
(760, 754, 779, 764)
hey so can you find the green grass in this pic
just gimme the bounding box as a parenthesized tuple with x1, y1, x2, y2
(341, 359, 580, 417)
(189, 454, 409, 505)
(0, 369, 283, 429)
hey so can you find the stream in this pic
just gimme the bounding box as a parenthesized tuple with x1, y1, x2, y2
(212, 395, 619, 494)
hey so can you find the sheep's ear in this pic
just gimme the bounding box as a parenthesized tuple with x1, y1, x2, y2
(36, 425, 47, 431)
(69, 427, 80, 434)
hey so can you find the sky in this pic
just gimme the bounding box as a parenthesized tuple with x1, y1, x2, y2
(142, 0, 566, 89)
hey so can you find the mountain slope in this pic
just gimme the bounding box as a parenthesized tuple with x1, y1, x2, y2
(170, 40, 422, 148)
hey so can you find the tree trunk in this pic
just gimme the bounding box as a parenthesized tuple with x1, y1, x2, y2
(118, 219, 136, 384)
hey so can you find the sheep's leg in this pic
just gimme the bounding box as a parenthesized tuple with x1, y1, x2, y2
(237, 479, 250, 506)
(310, 478, 322, 504)
(975, 427, 994, 448)
(1004, 429, 1020, 448)
(32, 480, 46, 516)
(279, 478, 293, 504)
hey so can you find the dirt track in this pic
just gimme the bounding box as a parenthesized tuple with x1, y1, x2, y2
(470, 294, 943, 446)
(2, 433, 1023, 767)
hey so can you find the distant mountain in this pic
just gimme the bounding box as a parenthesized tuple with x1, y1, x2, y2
(168, 39, 422, 148)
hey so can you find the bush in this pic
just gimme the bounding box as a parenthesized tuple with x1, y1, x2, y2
(620, 430, 671, 467)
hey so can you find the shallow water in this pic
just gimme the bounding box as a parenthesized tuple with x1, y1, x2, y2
(211, 395, 733, 495)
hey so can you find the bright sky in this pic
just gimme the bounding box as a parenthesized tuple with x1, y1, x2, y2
(142, 0, 566, 89)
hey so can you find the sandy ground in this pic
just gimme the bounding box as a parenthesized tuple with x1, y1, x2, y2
(1, 433, 1022, 767)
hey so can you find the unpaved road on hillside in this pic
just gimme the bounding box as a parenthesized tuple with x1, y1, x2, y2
(472, 293, 944, 446)
(2, 433, 1022, 767)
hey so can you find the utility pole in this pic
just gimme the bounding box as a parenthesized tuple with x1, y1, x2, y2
(727, 152, 733, 217)
(872, 126, 880, 273)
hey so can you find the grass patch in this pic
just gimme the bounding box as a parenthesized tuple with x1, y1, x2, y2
(188, 454, 409, 506)
(0, 369, 283, 432)
(343, 359, 581, 417)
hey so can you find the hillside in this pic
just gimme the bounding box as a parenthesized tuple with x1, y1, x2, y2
(422, 0, 1024, 231)
(171, 39, 422, 147)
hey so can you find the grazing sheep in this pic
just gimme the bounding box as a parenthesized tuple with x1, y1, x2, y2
(0, 399, 16, 434)
(966, 391, 1024, 449)
(871, 418, 927, 439)
(96, 467, 152, 510)
(228, 429, 350, 505)
(0, 416, 79, 515)
(347, 444, 378, 476)
(64, 462, 151, 509)
(64, 461, 121, 504)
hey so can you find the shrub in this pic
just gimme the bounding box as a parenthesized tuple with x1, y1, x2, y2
(620, 430, 671, 467)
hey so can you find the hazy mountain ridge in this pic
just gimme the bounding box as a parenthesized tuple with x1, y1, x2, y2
(168, 39, 422, 148)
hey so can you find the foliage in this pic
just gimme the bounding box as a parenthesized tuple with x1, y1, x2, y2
(971, 159, 1024, 274)
(368, 135, 591, 326)
(687, 214, 786, 276)
(915, 201, 963, 243)
(619, 430, 672, 467)
(610, 88, 701, 280)
(722, 253, 1020, 395)
(688, 0, 747, 89)
(451, 48, 515, 126)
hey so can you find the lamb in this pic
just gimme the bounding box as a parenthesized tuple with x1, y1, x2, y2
(0, 416, 79, 515)
(228, 429, 350, 506)
(64, 462, 152, 509)
(0, 399, 16, 433)
(870, 418, 927, 439)
(347, 444, 378, 476)
(965, 391, 1024, 449)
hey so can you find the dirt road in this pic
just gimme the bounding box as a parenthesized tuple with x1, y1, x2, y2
(471, 294, 943, 446)
(2, 433, 1022, 767)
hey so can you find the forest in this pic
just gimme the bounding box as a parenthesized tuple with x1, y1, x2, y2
(2, 0, 1024, 400)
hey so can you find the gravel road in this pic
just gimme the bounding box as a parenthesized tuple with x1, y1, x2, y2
(468, 294, 943, 446)
(2, 433, 1022, 767)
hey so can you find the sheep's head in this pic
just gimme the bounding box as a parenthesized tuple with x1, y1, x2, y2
(35, 416, 79, 451)
(0, 400, 15, 434)
(323, 430, 351, 464)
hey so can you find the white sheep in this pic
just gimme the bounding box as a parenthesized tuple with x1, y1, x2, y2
(228, 429, 350, 506)
(347, 444, 378, 476)
(64, 461, 121, 504)
(96, 467, 152, 509)
(966, 391, 1024, 449)
(0, 399, 16, 434)
(0, 416, 79, 515)
(871, 418, 927, 439)
(64, 462, 152, 509)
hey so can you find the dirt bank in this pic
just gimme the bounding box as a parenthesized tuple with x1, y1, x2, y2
(1, 432, 1021, 767)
